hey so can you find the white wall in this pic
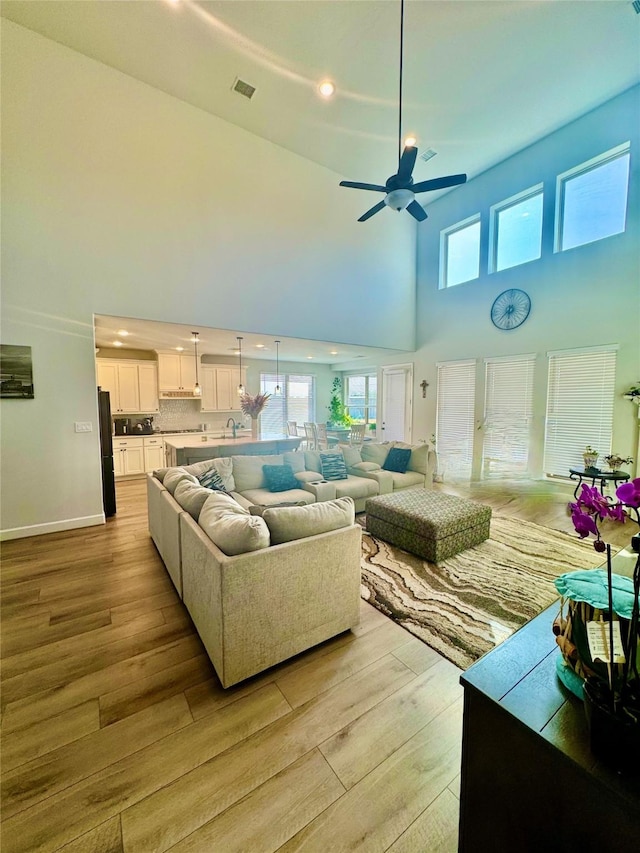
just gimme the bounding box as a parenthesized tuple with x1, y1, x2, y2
(413, 86, 640, 477)
(0, 21, 416, 538)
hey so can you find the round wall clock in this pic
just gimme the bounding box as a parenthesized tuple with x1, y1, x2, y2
(490, 288, 531, 330)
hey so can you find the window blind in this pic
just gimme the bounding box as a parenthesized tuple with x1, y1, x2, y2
(436, 360, 476, 480)
(483, 356, 535, 479)
(260, 373, 315, 437)
(544, 348, 616, 477)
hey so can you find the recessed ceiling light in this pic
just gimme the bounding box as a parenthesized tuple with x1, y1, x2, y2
(307, 355, 314, 359)
(117, 329, 129, 337)
(404, 135, 417, 148)
(330, 350, 338, 355)
(176, 346, 184, 352)
(318, 80, 335, 98)
(113, 340, 124, 347)
(255, 344, 265, 349)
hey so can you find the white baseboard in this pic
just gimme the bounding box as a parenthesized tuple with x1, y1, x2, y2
(0, 514, 106, 541)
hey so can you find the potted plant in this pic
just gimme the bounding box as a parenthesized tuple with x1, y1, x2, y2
(604, 453, 633, 473)
(554, 479, 640, 772)
(582, 445, 599, 471)
(327, 378, 352, 427)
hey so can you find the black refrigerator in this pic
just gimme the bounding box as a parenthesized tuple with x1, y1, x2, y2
(98, 388, 117, 517)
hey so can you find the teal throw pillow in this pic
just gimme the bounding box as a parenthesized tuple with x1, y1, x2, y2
(320, 451, 348, 481)
(198, 467, 228, 492)
(382, 447, 412, 474)
(262, 464, 299, 493)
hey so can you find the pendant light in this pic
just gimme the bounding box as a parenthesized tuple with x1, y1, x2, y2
(192, 332, 202, 397)
(236, 336, 245, 395)
(274, 340, 281, 395)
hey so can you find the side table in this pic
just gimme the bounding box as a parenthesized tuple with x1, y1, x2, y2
(458, 602, 640, 852)
(569, 467, 630, 500)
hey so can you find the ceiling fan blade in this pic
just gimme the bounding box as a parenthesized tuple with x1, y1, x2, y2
(412, 173, 467, 194)
(397, 145, 418, 182)
(339, 181, 387, 192)
(407, 200, 427, 222)
(358, 200, 387, 222)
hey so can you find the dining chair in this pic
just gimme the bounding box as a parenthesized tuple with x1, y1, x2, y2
(315, 423, 329, 450)
(348, 423, 367, 446)
(303, 422, 318, 451)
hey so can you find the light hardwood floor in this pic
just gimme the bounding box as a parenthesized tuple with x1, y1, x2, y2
(0, 476, 628, 852)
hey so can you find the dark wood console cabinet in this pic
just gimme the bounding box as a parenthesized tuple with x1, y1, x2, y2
(459, 602, 639, 852)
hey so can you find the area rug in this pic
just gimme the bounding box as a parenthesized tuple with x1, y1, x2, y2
(360, 514, 605, 670)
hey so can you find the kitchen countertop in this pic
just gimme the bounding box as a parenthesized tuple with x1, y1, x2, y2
(162, 433, 274, 449)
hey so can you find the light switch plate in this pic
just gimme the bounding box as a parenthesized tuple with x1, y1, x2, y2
(75, 421, 93, 433)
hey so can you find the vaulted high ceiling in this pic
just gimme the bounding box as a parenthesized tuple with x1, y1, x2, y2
(3, 0, 639, 197)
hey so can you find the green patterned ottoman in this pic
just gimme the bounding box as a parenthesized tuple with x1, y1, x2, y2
(365, 489, 491, 562)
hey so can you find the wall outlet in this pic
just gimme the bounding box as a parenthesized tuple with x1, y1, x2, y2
(75, 421, 92, 433)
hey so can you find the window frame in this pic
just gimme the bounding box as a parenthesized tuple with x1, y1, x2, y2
(344, 373, 377, 425)
(543, 345, 618, 478)
(435, 359, 476, 480)
(439, 213, 481, 289)
(259, 372, 316, 437)
(554, 141, 631, 253)
(488, 184, 544, 274)
(482, 354, 536, 479)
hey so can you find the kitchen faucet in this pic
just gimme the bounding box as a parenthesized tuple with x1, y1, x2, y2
(225, 417, 238, 439)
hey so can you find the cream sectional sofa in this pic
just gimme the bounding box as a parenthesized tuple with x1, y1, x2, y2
(147, 458, 362, 687)
(148, 443, 435, 596)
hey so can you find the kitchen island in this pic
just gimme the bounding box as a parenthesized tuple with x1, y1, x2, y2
(163, 434, 302, 466)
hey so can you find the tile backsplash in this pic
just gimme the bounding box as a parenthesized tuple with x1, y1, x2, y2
(119, 400, 249, 432)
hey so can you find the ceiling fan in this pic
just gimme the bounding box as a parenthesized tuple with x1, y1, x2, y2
(339, 0, 467, 223)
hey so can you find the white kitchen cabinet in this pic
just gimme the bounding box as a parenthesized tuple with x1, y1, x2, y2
(143, 436, 164, 472)
(200, 366, 247, 412)
(157, 353, 198, 395)
(96, 360, 159, 414)
(138, 364, 160, 413)
(113, 437, 145, 477)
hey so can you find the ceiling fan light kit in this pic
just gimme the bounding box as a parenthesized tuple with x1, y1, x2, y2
(340, 0, 467, 223)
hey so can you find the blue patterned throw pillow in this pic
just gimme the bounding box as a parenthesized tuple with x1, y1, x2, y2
(320, 451, 348, 481)
(262, 464, 299, 492)
(198, 467, 228, 492)
(382, 447, 412, 474)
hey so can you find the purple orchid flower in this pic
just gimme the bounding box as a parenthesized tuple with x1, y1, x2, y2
(571, 508, 599, 539)
(576, 483, 611, 519)
(616, 477, 640, 508)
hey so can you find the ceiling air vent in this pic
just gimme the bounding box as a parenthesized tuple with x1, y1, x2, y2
(419, 148, 438, 163)
(232, 78, 256, 100)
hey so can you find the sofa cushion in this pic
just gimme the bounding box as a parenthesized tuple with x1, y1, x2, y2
(393, 442, 429, 476)
(198, 492, 270, 556)
(197, 467, 228, 492)
(351, 461, 381, 472)
(207, 458, 236, 492)
(231, 455, 284, 492)
(262, 496, 355, 545)
(361, 443, 391, 467)
(334, 475, 379, 500)
(387, 470, 425, 490)
(383, 447, 412, 474)
(282, 451, 305, 474)
(303, 450, 323, 474)
(339, 445, 363, 468)
(320, 452, 348, 481)
(294, 470, 324, 484)
(240, 487, 315, 507)
(263, 464, 299, 492)
(248, 501, 307, 516)
(173, 480, 213, 520)
(163, 468, 199, 496)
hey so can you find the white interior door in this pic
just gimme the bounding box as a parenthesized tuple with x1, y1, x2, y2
(380, 365, 413, 443)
